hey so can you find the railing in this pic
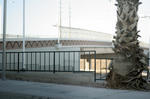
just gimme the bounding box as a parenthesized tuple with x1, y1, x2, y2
(0, 51, 113, 81)
(95, 58, 150, 81)
(95, 58, 113, 80)
(1, 51, 149, 81)
(0, 51, 96, 73)
(0, 52, 2, 70)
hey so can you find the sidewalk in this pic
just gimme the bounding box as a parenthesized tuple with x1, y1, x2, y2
(0, 79, 150, 99)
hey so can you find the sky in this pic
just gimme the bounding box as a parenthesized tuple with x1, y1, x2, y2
(0, 0, 150, 43)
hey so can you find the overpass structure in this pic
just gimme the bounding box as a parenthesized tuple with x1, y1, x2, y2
(0, 27, 114, 54)
(0, 26, 149, 55)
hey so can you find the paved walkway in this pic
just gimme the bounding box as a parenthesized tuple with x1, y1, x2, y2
(0, 79, 150, 99)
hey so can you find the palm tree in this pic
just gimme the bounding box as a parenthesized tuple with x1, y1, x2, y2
(106, 0, 149, 89)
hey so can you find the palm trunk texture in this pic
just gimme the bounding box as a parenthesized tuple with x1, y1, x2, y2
(106, 0, 149, 90)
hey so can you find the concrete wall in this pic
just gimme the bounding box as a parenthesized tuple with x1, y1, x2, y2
(1, 72, 98, 86)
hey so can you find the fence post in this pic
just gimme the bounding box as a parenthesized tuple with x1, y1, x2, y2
(18, 53, 19, 72)
(53, 52, 55, 74)
(94, 51, 96, 82)
(147, 58, 149, 80)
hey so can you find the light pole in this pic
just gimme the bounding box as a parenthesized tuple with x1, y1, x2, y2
(68, 0, 71, 38)
(2, 0, 7, 80)
(58, 0, 61, 45)
(56, 0, 62, 49)
(22, 0, 26, 69)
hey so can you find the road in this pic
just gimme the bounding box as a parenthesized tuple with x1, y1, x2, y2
(0, 79, 150, 99)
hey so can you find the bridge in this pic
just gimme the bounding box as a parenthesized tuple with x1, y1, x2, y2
(0, 27, 149, 81)
(0, 26, 148, 55)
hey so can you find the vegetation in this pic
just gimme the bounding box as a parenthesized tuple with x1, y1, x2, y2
(106, 0, 149, 90)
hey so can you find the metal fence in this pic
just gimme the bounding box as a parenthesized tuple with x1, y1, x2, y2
(0, 51, 149, 82)
(95, 58, 113, 80)
(0, 52, 2, 70)
(0, 51, 96, 73)
(95, 58, 150, 81)
(0, 51, 116, 81)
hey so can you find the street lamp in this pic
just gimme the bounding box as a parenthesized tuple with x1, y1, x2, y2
(2, 0, 7, 80)
(22, 0, 26, 69)
(68, 0, 71, 39)
(55, 0, 62, 49)
(58, 0, 62, 45)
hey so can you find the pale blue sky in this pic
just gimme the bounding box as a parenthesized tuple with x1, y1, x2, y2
(0, 0, 150, 43)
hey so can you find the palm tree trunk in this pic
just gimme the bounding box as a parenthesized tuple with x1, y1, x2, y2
(106, 0, 149, 89)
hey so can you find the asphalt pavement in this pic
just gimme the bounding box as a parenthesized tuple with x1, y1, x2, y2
(0, 79, 150, 99)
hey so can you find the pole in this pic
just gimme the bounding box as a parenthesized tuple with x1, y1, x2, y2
(22, 0, 26, 69)
(149, 37, 150, 66)
(58, 0, 62, 44)
(148, 19, 150, 73)
(68, 0, 71, 38)
(2, 0, 7, 80)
